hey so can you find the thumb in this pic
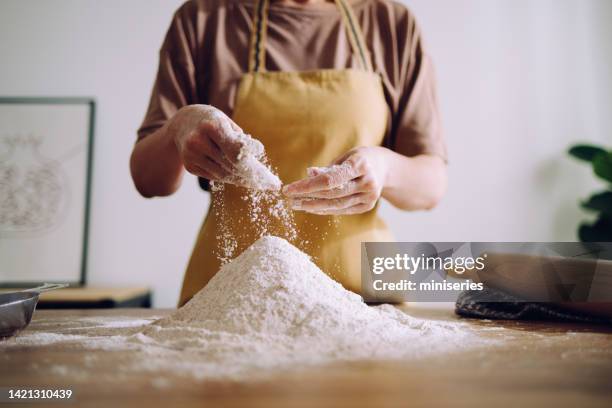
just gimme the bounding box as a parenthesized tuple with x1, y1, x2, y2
(307, 167, 325, 178)
(332, 149, 355, 165)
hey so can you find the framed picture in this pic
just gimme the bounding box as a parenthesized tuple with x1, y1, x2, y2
(0, 97, 95, 287)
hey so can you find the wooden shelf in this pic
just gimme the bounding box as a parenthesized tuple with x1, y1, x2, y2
(37, 287, 152, 309)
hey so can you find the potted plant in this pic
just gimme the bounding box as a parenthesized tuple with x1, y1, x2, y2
(568, 144, 612, 241)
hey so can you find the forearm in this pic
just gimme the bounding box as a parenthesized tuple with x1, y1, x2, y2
(130, 121, 185, 198)
(381, 149, 447, 211)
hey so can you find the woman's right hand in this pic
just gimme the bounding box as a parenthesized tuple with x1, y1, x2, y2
(169, 105, 247, 182)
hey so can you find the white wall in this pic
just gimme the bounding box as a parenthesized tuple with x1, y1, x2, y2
(0, 0, 194, 307)
(391, 0, 612, 242)
(1, 0, 610, 307)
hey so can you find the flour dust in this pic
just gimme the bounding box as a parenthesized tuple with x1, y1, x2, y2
(211, 180, 298, 265)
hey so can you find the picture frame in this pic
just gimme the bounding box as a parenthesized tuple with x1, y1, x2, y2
(0, 97, 95, 288)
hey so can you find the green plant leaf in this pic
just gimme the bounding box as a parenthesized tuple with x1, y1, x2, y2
(578, 215, 612, 242)
(593, 151, 612, 183)
(581, 191, 612, 217)
(569, 144, 607, 162)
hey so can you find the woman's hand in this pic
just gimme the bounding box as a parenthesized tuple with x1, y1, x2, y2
(283, 146, 390, 215)
(131, 104, 269, 197)
(170, 105, 248, 182)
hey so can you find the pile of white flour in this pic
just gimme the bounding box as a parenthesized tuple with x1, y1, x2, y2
(2, 236, 496, 381)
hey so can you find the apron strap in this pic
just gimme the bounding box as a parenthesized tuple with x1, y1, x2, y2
(333, 0, 373, 72)
(248, 0, 270, 72)
(248, 0, 373, 73)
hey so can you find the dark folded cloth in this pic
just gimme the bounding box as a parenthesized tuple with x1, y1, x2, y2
(455, 287, 612, 325)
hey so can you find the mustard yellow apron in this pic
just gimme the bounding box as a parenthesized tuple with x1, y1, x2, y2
(180, 0, 392, 305)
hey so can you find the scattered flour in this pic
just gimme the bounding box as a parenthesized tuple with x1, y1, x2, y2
(211, 183, 298, 264)
(1, 236, 497, 382)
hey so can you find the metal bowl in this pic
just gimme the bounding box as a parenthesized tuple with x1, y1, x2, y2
(0, 284, 68, 340)
(0, 291, 40, 339)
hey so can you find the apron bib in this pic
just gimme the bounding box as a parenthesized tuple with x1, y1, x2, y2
(180, 0, 392, 305)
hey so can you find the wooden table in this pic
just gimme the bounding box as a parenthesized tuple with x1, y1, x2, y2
(1, 307, 611, 408)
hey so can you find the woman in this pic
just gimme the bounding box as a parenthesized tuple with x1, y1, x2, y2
(131, 0, 447, 305)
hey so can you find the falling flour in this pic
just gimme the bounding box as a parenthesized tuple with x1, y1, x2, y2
(199, 105, 296, 262)
(1, 236, 498, 382)
(211, 182, 298, 264)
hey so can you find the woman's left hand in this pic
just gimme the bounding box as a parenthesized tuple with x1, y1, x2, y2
(283, 146, 390, 215)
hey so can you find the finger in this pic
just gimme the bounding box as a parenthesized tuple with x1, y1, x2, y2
(291, 193, 368, 212)
(206, 136, 236, 173)
(225, 118, 265, 158)
(200, 121, 244, 164)
(228, 119, 243, 133)
(283, 163, 361, 196)
(307, 167, 325, 177)
(184, 128, 235, 173)
(311, 202, 374, 216)
(241, 134, 265, 158)
(290, 180, 360, 199)
(184, 161, 215, 180)
(309, 175, 380, 199)
(353, 174, 381, 195)
(332, 150, 354, 165)
(202, 156, 231, 180)
(184, 152, 231, 181)
(341, 153, 368, 175)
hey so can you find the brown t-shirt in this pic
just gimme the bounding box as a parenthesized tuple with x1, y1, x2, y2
(138, 0, 446, 160)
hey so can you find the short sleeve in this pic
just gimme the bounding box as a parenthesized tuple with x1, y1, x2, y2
(390, 12, 447, 161)
(137, 3, 199, 140)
